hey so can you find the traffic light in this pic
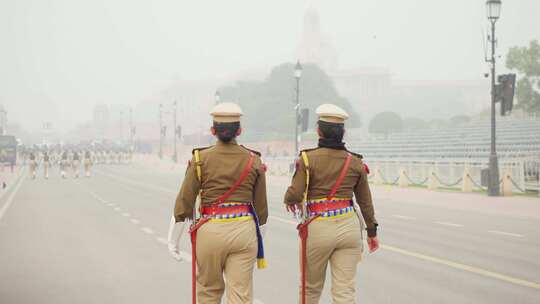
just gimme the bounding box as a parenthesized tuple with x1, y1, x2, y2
(496, 74, 516, 116)
(300, 108, 309, 132)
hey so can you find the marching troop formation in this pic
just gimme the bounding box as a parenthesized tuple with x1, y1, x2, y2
(24, 148, 132, 180)
(168, 102, 379, 304)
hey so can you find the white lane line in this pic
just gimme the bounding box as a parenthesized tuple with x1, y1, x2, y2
(122, 212, 130, 217)
(382, 244, 540, 290)
(392, 214, 416, 220)
(130, 218, 140, 225)
(141, 227, 155, 235)
(107, 203, 114, 207)
(0, 170, 27, 222)
(114, 207, 121, 212)
(435, 221, 463, 227)
(488, 230, 524, 238)
(270, 213, 539, 290)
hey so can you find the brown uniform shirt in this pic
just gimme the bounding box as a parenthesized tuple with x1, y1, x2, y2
(174, 140, 268, 225)
(284, 147, 378, 235)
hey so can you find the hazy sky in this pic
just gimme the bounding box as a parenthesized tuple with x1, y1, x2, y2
(1, 0, 539, 130)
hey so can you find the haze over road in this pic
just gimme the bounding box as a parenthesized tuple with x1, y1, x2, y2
(1, 161, 539, 303)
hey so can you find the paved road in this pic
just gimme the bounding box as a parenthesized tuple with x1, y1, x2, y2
(1, 163, 539, 303)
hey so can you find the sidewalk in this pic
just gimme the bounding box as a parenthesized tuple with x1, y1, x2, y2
(371, 184, 540, 219)
(0, 164, 23, 197)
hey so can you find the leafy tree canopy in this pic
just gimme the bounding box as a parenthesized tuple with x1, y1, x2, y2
(506, 40, 540, 114)
(219, 63, 360, 141)
(368, 111, 403, 137)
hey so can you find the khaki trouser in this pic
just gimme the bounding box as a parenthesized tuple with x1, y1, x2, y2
(196, 218, 258, 304)
(303, 214, 363, 304)
(84, 159, 91, 172)
(43, 161, 49, 177)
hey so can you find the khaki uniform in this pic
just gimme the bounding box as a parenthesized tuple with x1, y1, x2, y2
(174, 140, 268, 304)
(29, 155, 37, 178)
(43, 155, 50, 178)
(284, 147, 377, 304)
(84, 152, 92, 176)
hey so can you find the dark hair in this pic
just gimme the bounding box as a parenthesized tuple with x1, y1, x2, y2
(318, 120, 345, 142)
(213, 121, 240, 143)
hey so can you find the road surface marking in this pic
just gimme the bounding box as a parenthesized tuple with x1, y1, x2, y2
(488, 230, 524, 238)
(122, 212, 130, 217)
(107, 203, 114, 207)
(141, 227, 155, 235)
(381, 244, 540, 290)
(270, 214, 539, 290)
(95, 170, 540, 291)
(392, 214, 416, 220)
(0, 170, 27, 222)
(114, 207, 121, 212)
(156, 237, 168, 245)
(435, 221, 463, 227)
(130, 218, 140, 225)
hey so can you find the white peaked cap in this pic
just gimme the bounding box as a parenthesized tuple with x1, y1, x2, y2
(316, 104, 349, 123)
(210, 102, 243, 123)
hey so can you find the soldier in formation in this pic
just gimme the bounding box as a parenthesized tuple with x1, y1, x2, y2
(83, 150, 93, 177)
(42, 151, 50, 179)
(72, 151, 81, 178)
(29, 152, 38, 179)
(60, 151, 69, 178)
(284, 104, 379, 304)
(168, 102, 268, 304)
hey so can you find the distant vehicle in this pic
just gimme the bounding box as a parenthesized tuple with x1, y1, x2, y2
(0, 135, 17, 164)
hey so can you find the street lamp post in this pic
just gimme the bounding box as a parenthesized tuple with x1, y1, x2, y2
(486, 0, 502, 196)
(159, 104, 163, 159)
(172, 101, 178, 163)
(294, 60, 303, 157)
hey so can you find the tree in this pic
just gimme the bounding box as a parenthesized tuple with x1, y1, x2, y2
(219, 63, 361, 141)
(506, 40, 540, 114)
(368, 112, 403, 137)
(402, 117, 429, 131)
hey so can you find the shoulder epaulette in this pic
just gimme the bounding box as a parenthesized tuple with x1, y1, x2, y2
(191, 146, 213, 155)
(298, 147, 320, 156)
(240, 145, 261, 156)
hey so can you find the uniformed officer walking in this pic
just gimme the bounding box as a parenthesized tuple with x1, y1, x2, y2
(29, 152, 38, 179)
(60, 151, 69, 178)
(168, 102, 268, 304)
(83, 150, 93, 177)
(72, 151, 81, 178)
(284, 104, 379, 304)
(42, 151, 50, 179)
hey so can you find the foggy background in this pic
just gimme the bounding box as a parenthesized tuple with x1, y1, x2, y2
(1, 0, 539, 134)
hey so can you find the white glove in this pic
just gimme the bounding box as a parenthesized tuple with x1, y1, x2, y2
(260, 225, 267, 238)
(167, 216, 186, 262)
